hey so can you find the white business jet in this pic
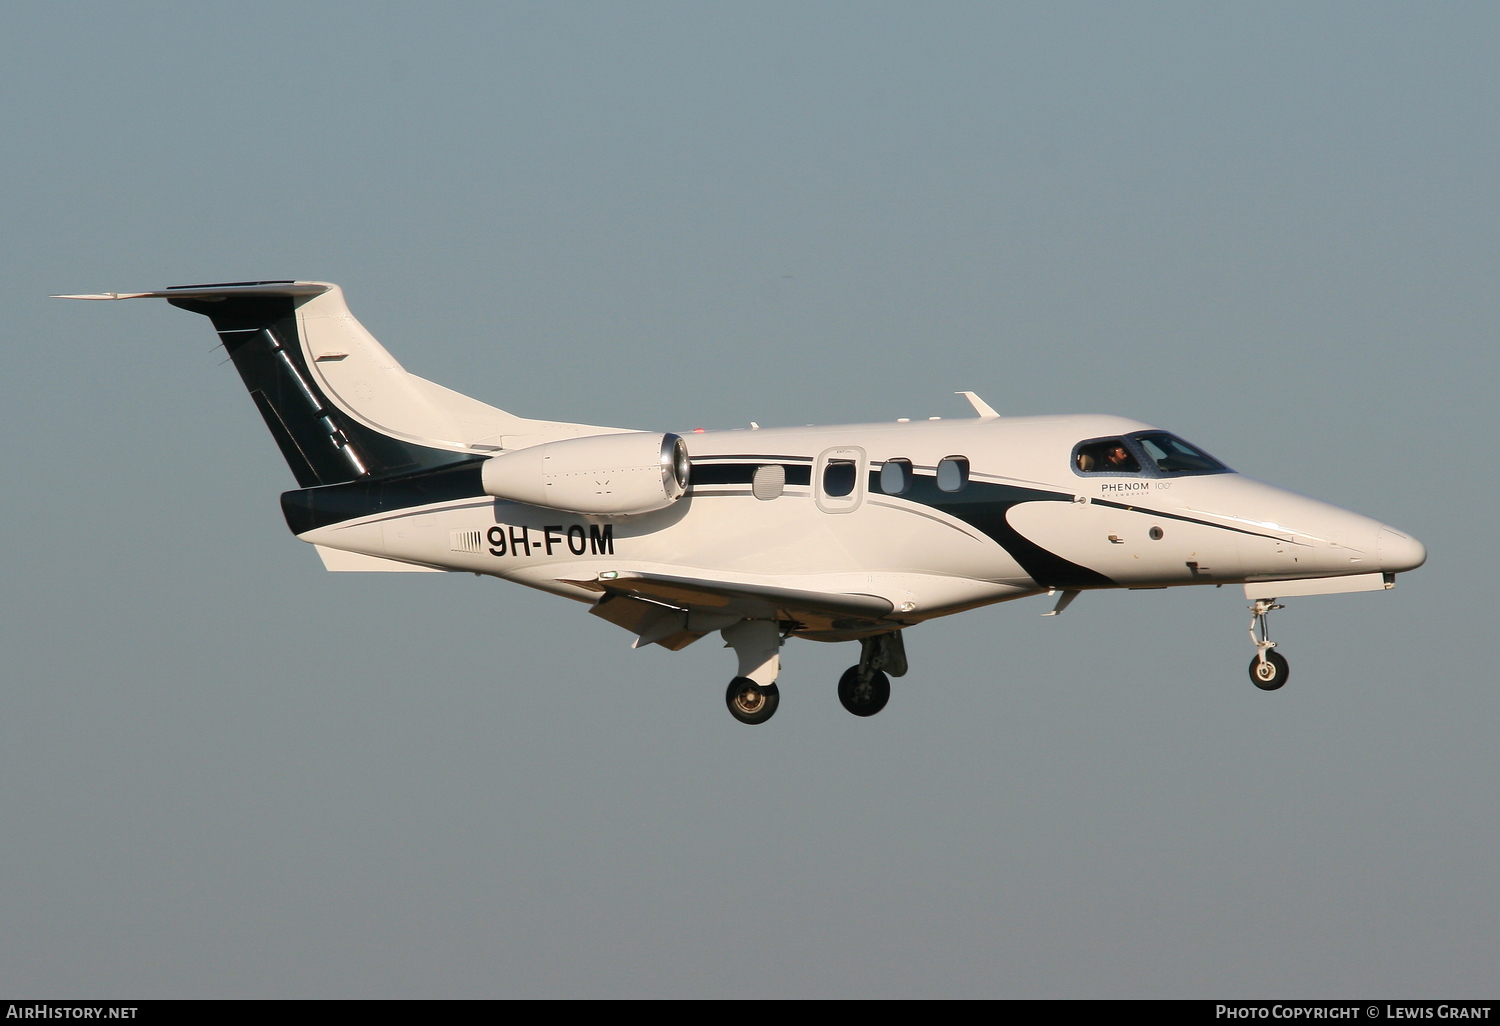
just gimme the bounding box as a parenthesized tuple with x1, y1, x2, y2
(57, 281, 1426, 724)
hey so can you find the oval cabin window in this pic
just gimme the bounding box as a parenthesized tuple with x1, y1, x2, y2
(936, 457, 969, 493)
(880, 459, 913, 495)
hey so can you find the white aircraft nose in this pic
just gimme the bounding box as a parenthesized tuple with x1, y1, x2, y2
(1377, 526, 1427, 573)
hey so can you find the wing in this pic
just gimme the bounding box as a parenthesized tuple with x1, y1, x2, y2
(563, 571, 896, 650)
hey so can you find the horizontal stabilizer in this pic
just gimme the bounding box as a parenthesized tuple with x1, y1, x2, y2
(54, 281, 331, 301)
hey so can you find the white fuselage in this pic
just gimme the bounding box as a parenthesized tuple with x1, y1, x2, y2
(299, 413, 1425, 632)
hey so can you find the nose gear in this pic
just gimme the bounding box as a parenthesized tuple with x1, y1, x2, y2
(1248, 599, 1290, 690)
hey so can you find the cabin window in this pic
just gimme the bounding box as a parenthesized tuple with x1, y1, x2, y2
(879, 459, 913, 495)
(1074, 438, 1141, 474)
(936, 456, 969, 492)
(823, 459, 858, 497)
(1133, 432, 1230, 474)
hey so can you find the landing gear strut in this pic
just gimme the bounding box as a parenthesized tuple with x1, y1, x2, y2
(722, 619, 783, 725)
(838, 631, 906, 717)
(1248, 598, 1289, 691)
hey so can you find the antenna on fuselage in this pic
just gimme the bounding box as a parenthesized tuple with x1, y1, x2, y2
(956, 391, 1000, 419)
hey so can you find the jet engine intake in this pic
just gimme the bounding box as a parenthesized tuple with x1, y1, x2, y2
(481, 432, 689, 515)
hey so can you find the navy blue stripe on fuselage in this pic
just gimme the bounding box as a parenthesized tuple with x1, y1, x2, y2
(688, 461, 811, 486)
(691, 457, 1110, 589)
(281, 462, 486, 535)
(872, 471, 1114, 589)
(1089, 497, 1296, 543)
(282, 458, 1235, 593)
(283, 453, 811, 536)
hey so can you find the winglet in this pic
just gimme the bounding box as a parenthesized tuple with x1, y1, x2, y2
(956, 391, 1000, 419)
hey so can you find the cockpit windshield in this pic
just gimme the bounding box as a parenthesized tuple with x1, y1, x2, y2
(1074, 438, 1140, 474)
(1132, 432, 1230, 474)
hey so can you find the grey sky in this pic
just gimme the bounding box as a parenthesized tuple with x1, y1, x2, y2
(1, 1, 1495, 997)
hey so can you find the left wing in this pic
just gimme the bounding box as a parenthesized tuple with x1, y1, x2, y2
(565, 571, 896, 650)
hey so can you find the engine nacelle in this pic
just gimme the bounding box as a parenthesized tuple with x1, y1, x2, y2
(481, 432, 690, 515)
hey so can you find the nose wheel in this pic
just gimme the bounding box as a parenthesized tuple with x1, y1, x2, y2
(1248, 599, 1290, 691)
(1249, 650, 1289, 690)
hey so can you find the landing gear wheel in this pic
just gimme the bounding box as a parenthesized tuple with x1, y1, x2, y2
(1249, 650, 1289, 691)
(726, 677, 779, 724)
(838, 666, 891, 717)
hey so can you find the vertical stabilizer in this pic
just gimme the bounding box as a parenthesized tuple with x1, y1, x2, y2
(57, 280, 631, 486)
(166, 283, 469, 486)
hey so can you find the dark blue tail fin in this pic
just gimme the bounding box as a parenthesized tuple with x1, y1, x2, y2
(165, 282, 472, 487)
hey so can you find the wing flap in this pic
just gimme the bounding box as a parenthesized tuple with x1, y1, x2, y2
(567, 570, 896, 644)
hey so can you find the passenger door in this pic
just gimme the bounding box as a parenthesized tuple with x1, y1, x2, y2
(814, 447, 866, 514)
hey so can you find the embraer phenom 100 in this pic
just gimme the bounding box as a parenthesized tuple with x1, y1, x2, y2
(57, 281, 1427, 724)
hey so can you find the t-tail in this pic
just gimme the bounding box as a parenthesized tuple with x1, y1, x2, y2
(55, 280, 627, 490)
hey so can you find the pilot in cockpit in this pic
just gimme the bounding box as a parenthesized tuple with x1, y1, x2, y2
(1075, 439, 1142, 473)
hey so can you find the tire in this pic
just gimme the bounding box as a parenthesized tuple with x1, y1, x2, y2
(726, 677, 780, 724)
(838, 666, 891, 716)
(1249, 650, 1289, 691)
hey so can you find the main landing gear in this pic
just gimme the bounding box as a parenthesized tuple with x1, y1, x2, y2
(1248, 598, 1290, 690)
(722, 619, 784, 725)
(726, 677, 779, 725)
(838, 632, 907, 717)
(718, 622, 912, 724)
